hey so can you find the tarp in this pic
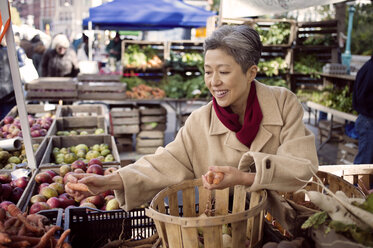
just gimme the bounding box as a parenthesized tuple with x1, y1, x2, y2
(83, 0, 215, 30)
(221, 0, 346, 18)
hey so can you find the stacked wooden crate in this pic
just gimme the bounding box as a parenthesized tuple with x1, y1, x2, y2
(25, 77, 77, 101)
(110, 106, 140, 152)
(136, 104, 167, 154)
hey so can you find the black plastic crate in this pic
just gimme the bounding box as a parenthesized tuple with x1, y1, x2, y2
(38, 208, 64, 237)
(64, 207, 156, 248)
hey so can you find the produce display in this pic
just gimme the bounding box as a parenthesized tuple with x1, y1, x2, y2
(0, 170, 30, 205)
(300, 173, 373, 247)
(167, 51, 204, 71)
(123, 44, 163, 69)
(0, 114, 53, 139)
(52, 143, 115, 165)
(294, 54, 324, 77)
(163, 74, 209, 99)
(254, 22, 291, 45)
(56, 128, 105, 136)
(296, 85, 356, 114)
(0, 204, 71, 248)
(258, 57, 288, 77)
(125, 84, 165, 99)
(0, 143, 40, 170)
(29, 160, 120, 213)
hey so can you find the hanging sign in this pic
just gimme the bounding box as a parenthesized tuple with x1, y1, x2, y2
(221, 0, 346, 18)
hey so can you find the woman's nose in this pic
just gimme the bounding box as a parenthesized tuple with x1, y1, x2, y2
(211, 73, 221, 86)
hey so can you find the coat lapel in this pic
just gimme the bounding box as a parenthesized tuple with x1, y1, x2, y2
(209, 81, 284, 152)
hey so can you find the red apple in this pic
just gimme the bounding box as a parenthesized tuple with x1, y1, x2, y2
(88, 158, 102, 167)
(0, 201, 13, 211)
(0, 173, 11, 183)
(59, 193, 76, 208)
(30, 194, 47, 204)
(47, 197, 62, 208)
(86, 164, 104, 175)
(3, 116, 14, 124)
(63, 172, 74, 184)
(80, 202, 97, 209)
(71, 160, 86, 171)
(10, 187, 24, 203)
(29, 202, 50, 214)
(44, 170, 58, 178)
(11, 176, 29, 189)
(81, 195, 104, 209)
(35, 172, 53, 184)
(73, 168, 85, 174)
(101, 190, 114, 198)
(2, 184, 12, 200)
(52, 175, 63, 184)
(38, 183, 50, 193)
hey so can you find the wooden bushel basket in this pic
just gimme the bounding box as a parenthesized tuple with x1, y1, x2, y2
(145, 179, 268, 248)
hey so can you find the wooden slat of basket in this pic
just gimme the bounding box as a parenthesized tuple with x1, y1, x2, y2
(198, 186, 210, 216)
(215, 188, 229, 215)
(203, 225, 223, 248)
(248, 191, 263, 248)
(182, 187, 196, 217)
(181, 227, 199, 248)
(154, 220, 167, 248)
(168, 193, 179, 217)
(232, 219, 248, 248)
(165, 223, 183, 247)
(232, 185, 246, 213)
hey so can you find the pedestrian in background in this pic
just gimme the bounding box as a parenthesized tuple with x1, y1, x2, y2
(40, 34, 80, 77)
(106, 32, 122, 71)
(353, 55, 373, 164)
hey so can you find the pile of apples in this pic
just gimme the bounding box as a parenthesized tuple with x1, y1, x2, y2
(0, 143, 40, 170)
(29, 158, 120, 214)
(56, 128, 105, 136)
(0, 172, 30, 209)
(0, 113, 53, 139)
(52, 143, 115, 165)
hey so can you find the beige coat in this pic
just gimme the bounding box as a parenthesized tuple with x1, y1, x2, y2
(115, 81, 318, 210)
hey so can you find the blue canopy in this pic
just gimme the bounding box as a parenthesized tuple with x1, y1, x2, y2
(83, 0, 215, 30)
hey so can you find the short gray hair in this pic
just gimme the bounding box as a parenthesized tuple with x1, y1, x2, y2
(204, 25, 262, 73)
(51, 34, 70, 49)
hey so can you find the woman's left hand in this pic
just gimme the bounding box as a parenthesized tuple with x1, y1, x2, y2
(202, 166, 255, 190)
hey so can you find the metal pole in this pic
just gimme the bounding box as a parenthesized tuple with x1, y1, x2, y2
(341, 5, 355, 74)
(1, 0, 37, 170)
(88, 21, 93, 61)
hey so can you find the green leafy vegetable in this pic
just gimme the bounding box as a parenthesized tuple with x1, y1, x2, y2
(301, 211, 328, 229)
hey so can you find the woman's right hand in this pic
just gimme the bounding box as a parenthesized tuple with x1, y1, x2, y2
(64, 173, 107, 202)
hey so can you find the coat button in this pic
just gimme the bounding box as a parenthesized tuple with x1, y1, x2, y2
(265, 159, 271, 169)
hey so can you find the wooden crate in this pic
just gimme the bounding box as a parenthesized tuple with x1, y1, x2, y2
(59, 104, 107, 117)
(115, 134, 134, 153)
(139, 104, 167, 132)
(49, 116, 108, 136)
(77, 73, 121, 82)
(77, 82, 127, 101)
(136, 131, 164, 154)
(25, 77, 77, 100)
(39, 135, 120, 167)
(146, 179, 267, 248)
(111, 107, 140, 135)
(319, 164, 373, 194)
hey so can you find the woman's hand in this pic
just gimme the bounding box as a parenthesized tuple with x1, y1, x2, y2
(65, 173, 123, 202)
(202, 166, 255, 190)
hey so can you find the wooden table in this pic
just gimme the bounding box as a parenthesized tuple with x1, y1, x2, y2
(319, 73, 356, 89)
(306, 101, 357, 151)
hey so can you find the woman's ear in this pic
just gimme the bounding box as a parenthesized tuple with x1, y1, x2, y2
(246, 65, 258, 82)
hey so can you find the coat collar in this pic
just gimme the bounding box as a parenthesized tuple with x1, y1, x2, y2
(209, 80, 283, 152)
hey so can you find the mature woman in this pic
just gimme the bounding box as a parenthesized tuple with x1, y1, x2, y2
(40, 34, 79, 77)
(66, 25, 318, 211)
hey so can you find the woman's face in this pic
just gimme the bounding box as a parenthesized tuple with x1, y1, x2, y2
(204, 48, 255, 112)
(56, 45, 67, 55)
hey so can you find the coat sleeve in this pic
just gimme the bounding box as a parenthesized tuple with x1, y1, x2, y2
(114, 123, 196, 211)
(40, 51, 50, 77)
(243, 92, 318, 192)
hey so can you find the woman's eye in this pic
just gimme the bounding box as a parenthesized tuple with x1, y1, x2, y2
(220, 71, 229, 74)
(205, 71, 212, 75)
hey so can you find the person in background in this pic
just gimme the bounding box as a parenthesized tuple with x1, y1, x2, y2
(65, 25, 318, 211)
(353, 55, 373, 164)
(106, 32, 122, 71)
(40, 34, 80, 77)
(0, 39, 16, 120)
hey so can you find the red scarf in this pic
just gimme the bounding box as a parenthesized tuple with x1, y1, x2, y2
(213, 82, 263, 148)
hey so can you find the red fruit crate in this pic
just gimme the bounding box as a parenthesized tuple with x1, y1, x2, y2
(64, 207, 156, 248)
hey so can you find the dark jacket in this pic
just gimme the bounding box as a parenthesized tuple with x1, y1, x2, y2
(353, 56, 373, 118)
(40, 48, 80, 77)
